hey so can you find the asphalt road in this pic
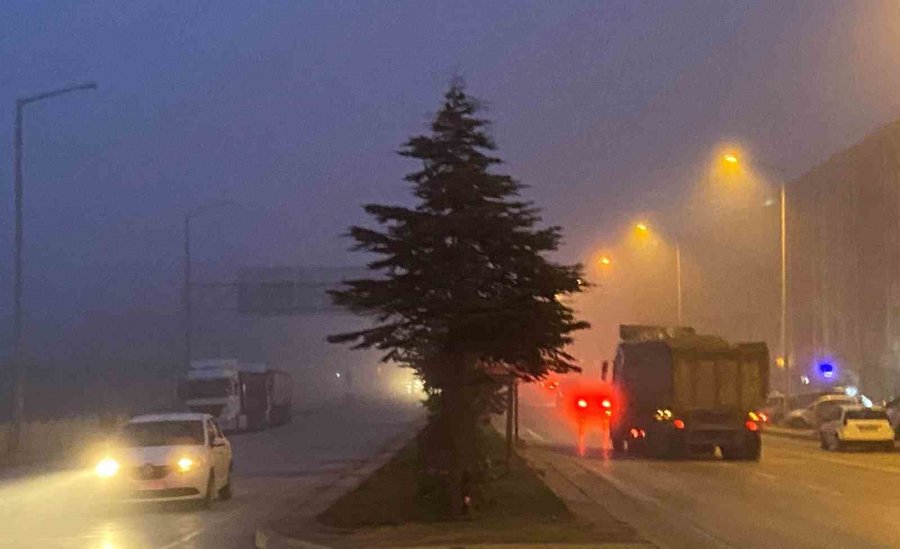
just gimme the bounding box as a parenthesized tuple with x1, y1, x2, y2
(519, 403, 900, 549)
(0, 398, 423, 549)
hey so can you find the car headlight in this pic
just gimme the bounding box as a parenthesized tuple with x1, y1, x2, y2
(176, 457, 194, 473)
(95, 458, 120, 478)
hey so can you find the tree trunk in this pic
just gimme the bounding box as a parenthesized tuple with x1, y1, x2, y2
(443, 355, 481, 517)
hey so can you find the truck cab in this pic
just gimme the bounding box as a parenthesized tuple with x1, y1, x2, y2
(180, 359, 245, 431)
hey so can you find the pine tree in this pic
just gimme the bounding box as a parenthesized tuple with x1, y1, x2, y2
(329, 79, 588, 514)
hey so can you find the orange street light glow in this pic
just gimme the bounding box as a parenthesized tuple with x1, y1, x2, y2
(723, 153, 739, 164)
(599, 256, 611, 265)
(635, 223, 649, 232)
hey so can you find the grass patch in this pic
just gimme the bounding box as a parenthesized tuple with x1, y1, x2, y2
(308, 427, 607, 546)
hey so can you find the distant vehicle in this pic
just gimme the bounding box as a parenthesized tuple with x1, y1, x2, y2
(818, 405, 894, 452)
(883, 396, 900, 435)
(760, 392, 786, 424)
(179, 359, 293, 431)
(785, 394, 860, 429)
(609, 325, 768, 460)
(94, 413, 233, 507)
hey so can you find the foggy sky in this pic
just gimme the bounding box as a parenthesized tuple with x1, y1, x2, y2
(2, 1, 900, 353)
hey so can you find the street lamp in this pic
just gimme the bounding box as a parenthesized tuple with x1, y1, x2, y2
(634, 223, 683, 325)
(183, 201, 238, 373)
(598, 255, 612, 266)
(721, 153, 789, 394)
(10, 82, 97, 453)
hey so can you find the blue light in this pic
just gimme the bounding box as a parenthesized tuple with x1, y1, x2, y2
(818, 363, 835, 379)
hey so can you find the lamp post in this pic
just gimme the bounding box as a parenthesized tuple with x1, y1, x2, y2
(183, 201, 236, 373)
(722, 153, 789, 395)
(10, 82, 97, 453)
(635, 223, 684, 325)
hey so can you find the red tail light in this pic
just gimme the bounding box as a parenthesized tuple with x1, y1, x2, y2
(577, 398, 588, 409)
(745, 420, 759, 431)
(601, 399, 611, 409)
(673, 419, 685, 429)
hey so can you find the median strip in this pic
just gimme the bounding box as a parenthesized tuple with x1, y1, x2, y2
(262, 427, 644, 548)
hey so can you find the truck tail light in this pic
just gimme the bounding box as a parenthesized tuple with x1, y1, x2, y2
(673, 419, 685, 429)
(577, 398, 588, 409)
(746, 420, 759, 431)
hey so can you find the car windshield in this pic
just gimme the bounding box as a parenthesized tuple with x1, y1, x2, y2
(120, 421, 205, 447)
(845, 409, 889, 421)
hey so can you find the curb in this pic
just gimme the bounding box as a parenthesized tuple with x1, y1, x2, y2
(762, 426, 816, 440)
(255, 534, 649, 549)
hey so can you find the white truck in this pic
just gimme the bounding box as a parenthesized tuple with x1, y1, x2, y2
(178, 359, 293, 432)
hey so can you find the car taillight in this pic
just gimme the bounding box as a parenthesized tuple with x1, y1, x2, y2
(577, 398, 588, 409)
(673, 419, 685, 429)
(746, 420, 759, 431)
(601, 399, 611, 409)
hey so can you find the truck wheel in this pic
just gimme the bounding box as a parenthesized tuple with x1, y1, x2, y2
(611, 435, 625, 453)
(649, 433, 683, 459)
(742, 435, 761, 461)
(829, 436, 843, 452)
(819, 433, 828, 450)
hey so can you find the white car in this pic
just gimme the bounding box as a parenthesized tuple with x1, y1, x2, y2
(785, 394, 860, 429)
(95, 413, 233, 507)
(818, 405, 894, 452)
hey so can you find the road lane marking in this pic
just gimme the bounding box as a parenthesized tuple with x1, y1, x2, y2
(800, 482, 842, 497)
(754, 472, 777, 481)
(157, 528, 205, 549)
(524, 428, 546, 442)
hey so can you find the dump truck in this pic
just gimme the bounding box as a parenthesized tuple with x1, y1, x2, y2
(608, 325, 769, 460)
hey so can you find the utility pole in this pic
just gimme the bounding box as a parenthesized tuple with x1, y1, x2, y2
(513, 380, 519, 444)
(9, 83, 97, 454)
(781, 181, 789, 397)
(505, 379, 514, 463)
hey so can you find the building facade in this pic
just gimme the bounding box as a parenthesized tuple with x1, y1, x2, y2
(789, 120, 900, 399)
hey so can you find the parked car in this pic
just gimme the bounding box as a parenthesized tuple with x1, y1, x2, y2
(883, 396, 900, 435)
(818, 405, 894, 452)
(785, 394, 860, 429)
(95, 413, 233, 508)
